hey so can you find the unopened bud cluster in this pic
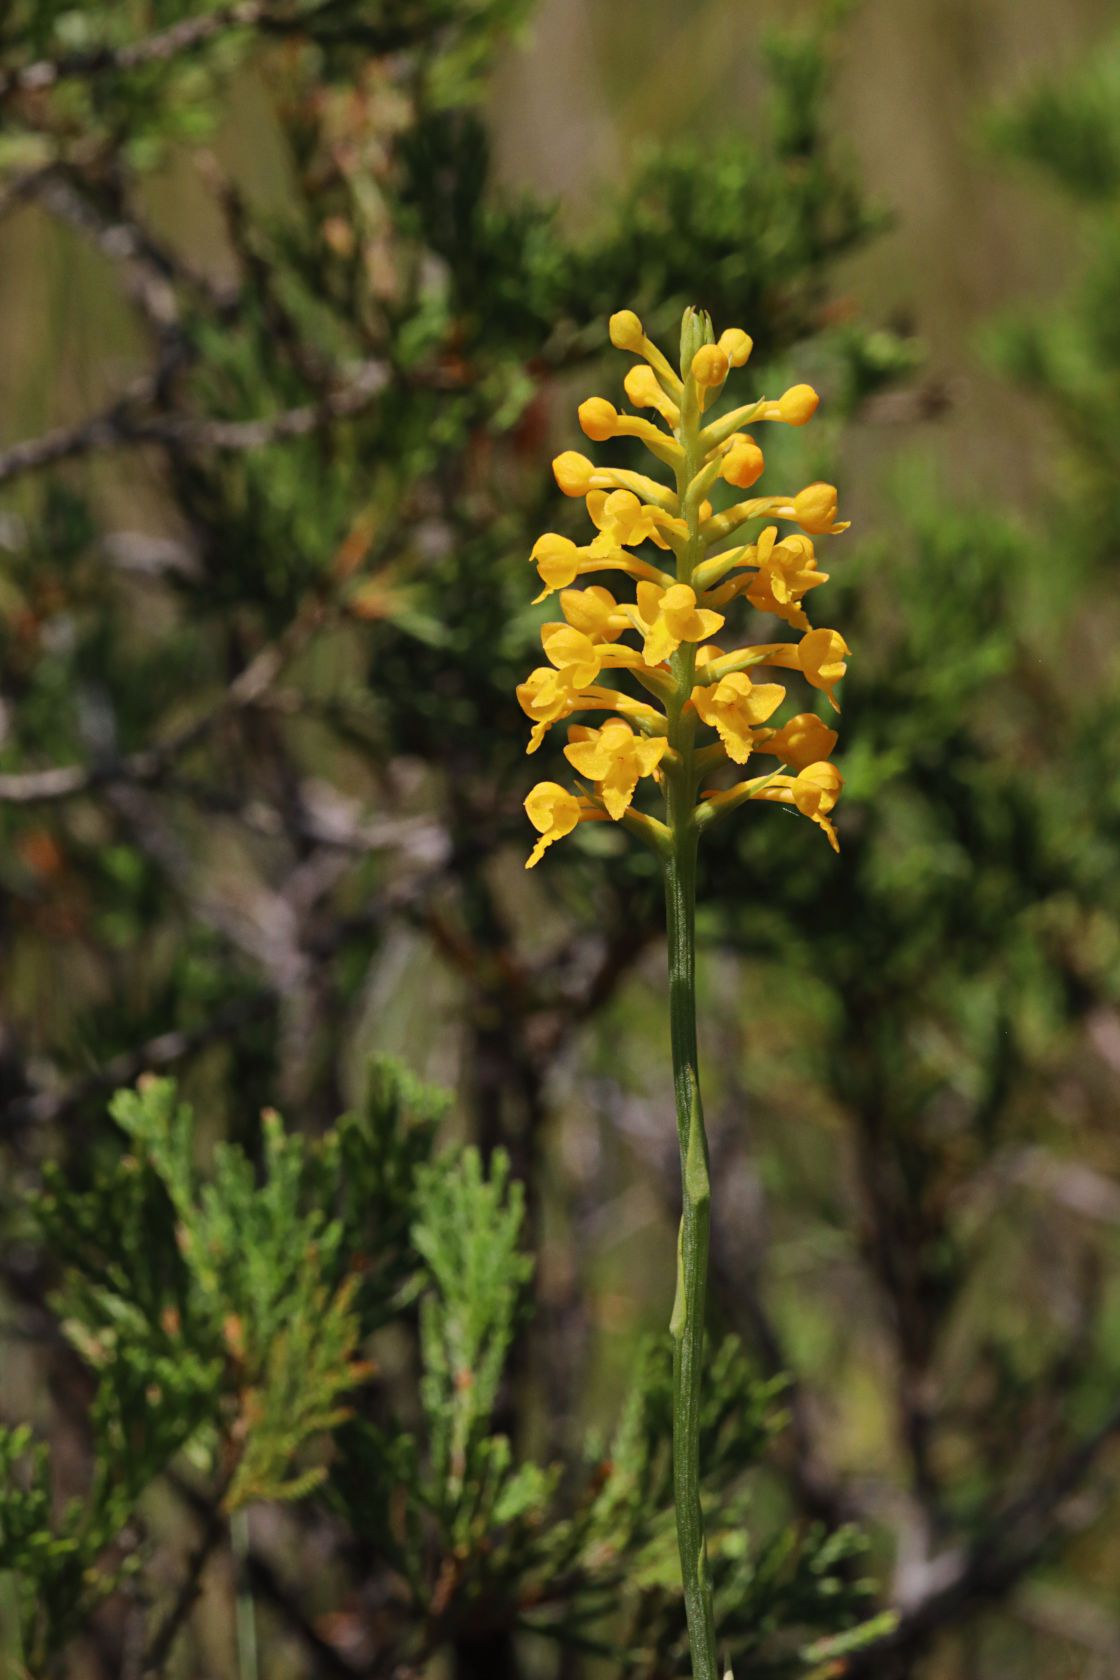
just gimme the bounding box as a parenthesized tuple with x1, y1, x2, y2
(518, 308, 850, 867)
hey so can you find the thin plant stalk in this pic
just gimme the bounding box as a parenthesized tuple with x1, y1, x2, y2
(231, 1508, 260, 1680)
(662, 318, 719, 1680)
(0, 1570, 26, 1679)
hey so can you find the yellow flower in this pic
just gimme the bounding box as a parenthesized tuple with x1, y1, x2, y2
(759, 384, 820, 426)
(556, 451, 680, 514)
(717, 327, 753, 366)
(691, 345, 729, 388)
(744, 529, 829, 627)
(521, 307, 850, 859)
(525, 782, 587, 868)
(750, 761, 843, 851)
(797, 627, 849, 709)
(759, 712, 838, 770)
(624, 364, 680, 425)
(790, 482, 848, 535)
(531, 533, 587, 599)
(517, 665, 664, 755)
(690, 345, 729, 408)
(791, 760, 842, 816)
(720, 434, 765, 490)
(558, 584, 628, 640)
(608, 309, 683, 397)
(690, 672, 786, 764)
(587, 488, 664, 552)
(564, 719, 668, 820)
(517, 666, 583, 752)
(608, 310, 645, 352)
(705, 760, 843, 850)
(540, 624, 604, 688)
(540, 619, 643, 697)
(578, 397, 621, 441)
(697, 626, 849, 707)
(577, 398, 685, 467)
(634, 581, 725, 666)
(554, 451, 597, 497)
(578, 398, 681, 463)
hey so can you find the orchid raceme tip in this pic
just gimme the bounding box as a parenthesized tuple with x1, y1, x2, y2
(519, 306, 850, 866)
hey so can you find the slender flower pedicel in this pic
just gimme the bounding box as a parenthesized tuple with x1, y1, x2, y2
(518, 308, 849, 1680)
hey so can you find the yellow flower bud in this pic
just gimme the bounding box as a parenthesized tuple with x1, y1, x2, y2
(792, 482, 841, 534)
(721, 434, 764, 490)
(777, 384, 819, 426)
(553, 451, 596, 497)
(690, 345, 729, 389)
(609, 310, 645, 351)
(624, 364, 679, 424)
(717, 328, 753, 367)
(578, 398, 619, 442)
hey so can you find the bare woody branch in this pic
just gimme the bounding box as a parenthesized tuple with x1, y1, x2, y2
(33, 173, 235, 329)
(0, 3, 272, 97)
(1, 842, 449, 1137)
(0, 358, 388, 489)
(842, 1394, 1120, 1678)
(140, 1479, 235, 1680)
(0, 995, 274, 1138)
(0, 163, 61, 223)
(0, 584, 335, 805)
(167, 1474, 363, 1680)
(0, 1, 454, 100)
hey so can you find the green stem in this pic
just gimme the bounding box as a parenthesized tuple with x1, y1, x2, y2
(231, 1508, 260, 1680)
(0, 1570, 25, 1678)
(664, 768, 717, 1680)
(664, 306, 719, 1680)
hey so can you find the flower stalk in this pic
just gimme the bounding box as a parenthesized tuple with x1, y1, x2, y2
(516, 305, 850, 1678)
(661, 310, 720, 1680)
(663, 756, 718, 1680)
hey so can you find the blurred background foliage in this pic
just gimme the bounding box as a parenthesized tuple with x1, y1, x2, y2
(4, 1, 1120, 1677)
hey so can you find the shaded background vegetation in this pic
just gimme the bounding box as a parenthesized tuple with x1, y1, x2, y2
(4, 1, 1120, 1676)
